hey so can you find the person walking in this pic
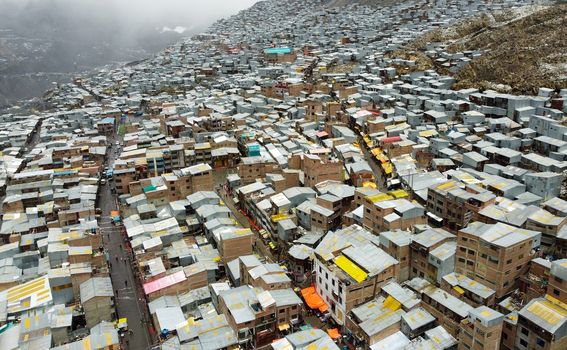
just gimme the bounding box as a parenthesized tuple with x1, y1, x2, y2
(125, 280, 128, 287)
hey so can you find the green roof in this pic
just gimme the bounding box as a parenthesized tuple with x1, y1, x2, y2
(143, 185, 157, 193)
(264, 47, 291, 55)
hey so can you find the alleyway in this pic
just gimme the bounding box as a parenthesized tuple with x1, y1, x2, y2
(99, 134, 154, 350)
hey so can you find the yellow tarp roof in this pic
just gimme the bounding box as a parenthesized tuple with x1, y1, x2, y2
(367, 193, 393, 203)
(363, 181, 377, 189)
(383, 295, 401, 311)
(335, 255, 367, 283)
(419, 130, 437, 137)
(376, 154, 389, 163)
(453, 286, 465, 295)
(388, 189, 408, 198)
(271, 213, 289, 222)
(436, 181, 458, 190)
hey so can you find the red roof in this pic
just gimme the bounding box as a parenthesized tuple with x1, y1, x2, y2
(382, 136, 402, 144)
(316, 131, 328, 138)
(143, 270, 186, 295)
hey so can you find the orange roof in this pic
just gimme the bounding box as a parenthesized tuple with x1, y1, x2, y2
(301, 286, 315, 299)
(327, 328, 340, 339)
(301, 286, 326, 310)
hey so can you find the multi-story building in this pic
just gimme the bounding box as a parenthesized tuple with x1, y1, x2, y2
(518, 257, 551, 302)
(219, 285, 302, 348)
(426, 181, 496, 231)
(237, 156, 279, 184)
(240, 262, 292, 291)
(409, 227, 455, 283)
(363, 197, 426, 234)
(517, 276, 567, 350)
(512, 259, 567, 350)
(379, 230, 412, 282)
(441, 272, 496, 307)
(459, 306, 504, 350)
(313, 225, 399, 325)
(456, 222, 541, 299)
(302, 154, 343, 187)
(419, 284, 474, 338)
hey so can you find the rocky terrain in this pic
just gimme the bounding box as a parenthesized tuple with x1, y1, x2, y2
(389, 3, 567, 94)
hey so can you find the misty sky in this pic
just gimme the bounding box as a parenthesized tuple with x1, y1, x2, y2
(0, 0, 260, 35)
(0, 0, 261, 104)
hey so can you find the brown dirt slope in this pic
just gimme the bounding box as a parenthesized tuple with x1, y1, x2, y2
(390, 4, 567, 94)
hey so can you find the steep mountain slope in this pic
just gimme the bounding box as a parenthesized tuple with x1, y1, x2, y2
(389, 4, 567, 94)
(327, 0, 404, 6)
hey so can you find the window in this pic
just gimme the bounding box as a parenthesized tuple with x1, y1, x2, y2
(279, 309, 285, 314)
(521, 327, 529, 336)
(536, 337, 545, 347)
(519, 339, 528, 348)
(506, 259, 512, 264)
(553, 288, 560, 296)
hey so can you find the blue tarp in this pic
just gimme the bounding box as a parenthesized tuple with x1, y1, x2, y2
(100, 117, 115, 124)
(143, 185, 157, 193)
(264, 47, 291, 55)
(247, 143, 260, 156)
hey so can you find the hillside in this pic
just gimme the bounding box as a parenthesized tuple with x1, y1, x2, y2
(388, 4, 567, 94)
(327, 0, 404, 6)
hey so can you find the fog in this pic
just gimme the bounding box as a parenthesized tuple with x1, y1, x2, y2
(0, 0, 259, 105)
(0, 0, 259, 37)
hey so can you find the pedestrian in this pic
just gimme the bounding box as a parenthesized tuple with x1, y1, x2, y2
(125, 280, 128, 287)
(115, 255, 118, 262)
(129, 330, 133, 335)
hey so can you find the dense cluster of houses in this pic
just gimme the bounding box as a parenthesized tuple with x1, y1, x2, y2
(1, 0, 567, 349)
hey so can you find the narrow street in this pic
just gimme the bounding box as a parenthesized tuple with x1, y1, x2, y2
(98, 131, 153, 350)
(213, 171, 276, 263)
(359, 136, 386, 191)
